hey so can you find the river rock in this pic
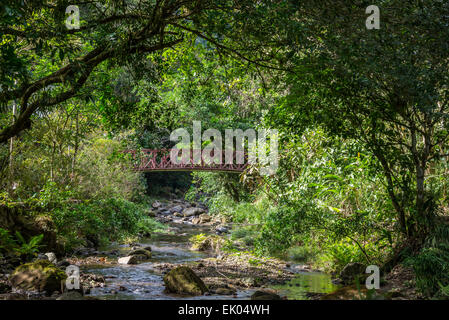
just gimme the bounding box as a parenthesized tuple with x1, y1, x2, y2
(170, 205, 183, 213)
(250, 290, 281, 300)
(45, 252, 57, 264)
(35, 253, 48, 261)
(339, 262, 366, 284)
(159, 210, 171, 216)
(191, 235, 224, 252)
(9, 260, 66, 293)
(215, 226, 229, 234)
(241, 277, 258, 287)
(192, 217, 201, 224)
(199, 214, 211, 223)
(163, 266, 208, 295)
(152, 201, 162, 209)
(192, 214, 211, 225)
(128, 249, 152, 261)
(118, 256, 138, 265)
(215, 287, 236, 295)
(183, 207, 205, 217)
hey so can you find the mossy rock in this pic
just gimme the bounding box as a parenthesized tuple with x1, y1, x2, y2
(9, 259, 67, 293)
(128, 249, 152, 262)
(190, 235, 224, 252)
(129, 248, 152, 257)
(182, 207, 205, 217)
(163, 266, 208, 295)
(215, 287, 236, 295)
(251, 290, 281, 300)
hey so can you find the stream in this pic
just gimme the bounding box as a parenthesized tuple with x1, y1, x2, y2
(82, 220, 339, 300)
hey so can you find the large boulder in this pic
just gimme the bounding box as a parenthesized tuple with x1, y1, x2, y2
(339, 262, 366, 284)
(183, 207, 205, 217)
(163, 266, 208, 295)
(9, 260, 66, 293)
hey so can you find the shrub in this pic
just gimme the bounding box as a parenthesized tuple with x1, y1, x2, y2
(0, 228, 43, 260)
(206, 191, 272, 224)
(407, 246, 449, 298)
(231, 227, 259, 247)
(405, 225, 449, 298)
(287, 246, 317, 264)
(51, 198, 164, 251)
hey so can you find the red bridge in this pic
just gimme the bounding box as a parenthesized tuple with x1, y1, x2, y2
(125, 149, 247, 173)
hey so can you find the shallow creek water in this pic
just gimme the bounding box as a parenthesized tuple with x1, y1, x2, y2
(84, 222, 338, 300)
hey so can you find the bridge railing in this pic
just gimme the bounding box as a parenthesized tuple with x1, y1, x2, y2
(123, 148, 247, 172)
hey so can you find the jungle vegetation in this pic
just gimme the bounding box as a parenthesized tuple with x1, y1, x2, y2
(1, 0, 449, 298)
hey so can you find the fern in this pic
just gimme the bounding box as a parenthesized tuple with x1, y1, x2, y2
(13, 232, 44, 257)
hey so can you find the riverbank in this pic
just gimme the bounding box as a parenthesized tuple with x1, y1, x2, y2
(0, 198, 423, 300)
